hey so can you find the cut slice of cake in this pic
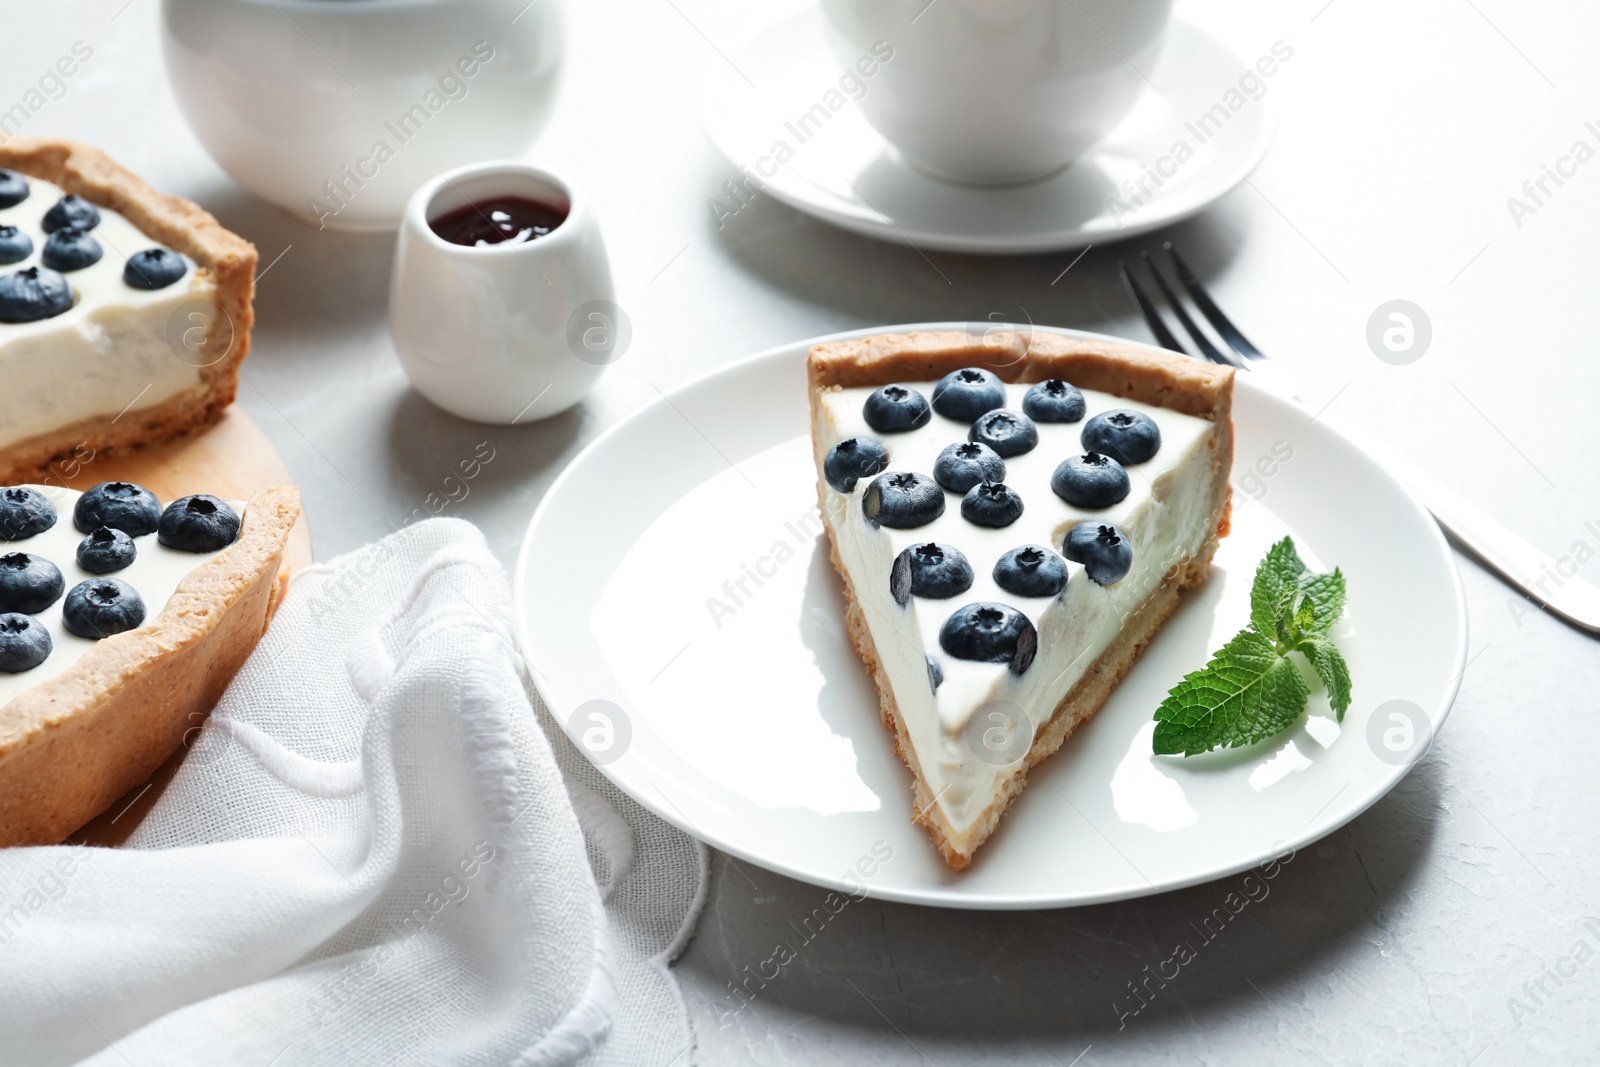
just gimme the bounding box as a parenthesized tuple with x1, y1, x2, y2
(0, 138, 257, 485)
(0, 480, 298, 845)
(808, 331, 1233, 870)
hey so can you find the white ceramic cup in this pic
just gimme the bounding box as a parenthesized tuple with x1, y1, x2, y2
(161, 0, 564, 232)
(389, 162, 620, 424)
(820, 0, 1174, 186)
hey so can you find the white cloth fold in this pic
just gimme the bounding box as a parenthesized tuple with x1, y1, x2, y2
(0, 518, 706, 1066)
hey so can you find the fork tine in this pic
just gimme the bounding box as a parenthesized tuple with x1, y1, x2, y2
(1141, 251, 1238, 367)
(1164, 243, 1266, 361)
(1118, 259, 1187, 356)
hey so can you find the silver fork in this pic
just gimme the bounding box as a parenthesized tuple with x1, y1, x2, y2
(1121, 243, 1600, 637)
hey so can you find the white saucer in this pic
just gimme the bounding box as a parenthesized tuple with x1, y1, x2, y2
(700, 8, 1275, 255)
(513, 325, 1466, 910)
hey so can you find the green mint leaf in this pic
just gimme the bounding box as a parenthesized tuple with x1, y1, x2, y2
(1153, 537, 1352, 756)
(1290, 591, 1316, 642)
(1286, 591, 1312, 633)
(1297, 634, 1353, 720)
(1296, 568, 1347, 636)
(1152, 628, 1312, 756)
(1272, 586, 1298, 645)
(1249, 537, 1308, 637)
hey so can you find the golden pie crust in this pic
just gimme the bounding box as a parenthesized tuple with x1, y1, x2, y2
(0, 137, 257, 485)
(808, 331, 1234, 870)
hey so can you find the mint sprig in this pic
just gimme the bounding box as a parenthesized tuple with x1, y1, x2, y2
(1153, 537, 1351, 757)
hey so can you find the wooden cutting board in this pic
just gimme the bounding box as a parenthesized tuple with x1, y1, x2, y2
(55, 409, 313, 846)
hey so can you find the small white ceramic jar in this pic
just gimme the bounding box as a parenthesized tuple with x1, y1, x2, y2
(389, 161, 620, 424)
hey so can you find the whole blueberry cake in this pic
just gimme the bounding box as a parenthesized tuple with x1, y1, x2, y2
(0, 480, 298, 846)
(0, 138, 257, 485)
(808, 331, 1234, 870)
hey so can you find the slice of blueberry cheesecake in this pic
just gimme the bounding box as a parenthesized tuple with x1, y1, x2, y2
(808, 331, 1234, 871)
(0, 480, 298, 846)
(0, 138, 257, 485)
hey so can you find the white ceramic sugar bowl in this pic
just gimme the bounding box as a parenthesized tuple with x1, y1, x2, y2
(161, 0, 565, 231)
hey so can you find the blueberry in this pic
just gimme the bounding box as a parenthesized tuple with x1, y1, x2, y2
(74, 481, 162, 537)
(0, 170, 29, 210)
(862, 472, 944, 529)
(41, 194, 99, 234)
(158, 494, 240, 552)
(0, 614, 50, 673)
(1022, 379, 1086, 423)
(960, 481, 1023, 528)
(124, 248, 188, 291)
(931, 367, 1006, 422)
(0, 553, 64, 614)
(0, 266, 73, 323)
(62, 577, 146, 639)
(993, 545, 1069, 597)
(938, 603, 1037, 674)
(890, 542, 974, 604)
(0, 486, 57, 540)
(824, 436, 890, 493)
(1081, 409, 1161, 465)
(40, 226, 102, 272)
(0, 225, 32, 265)
(933, 441, 1005, 493)
(862, 385, 931, 433)
(77, 527, 137, 574)
(1051, 451, 1131, 508)
(926, 655, 943, 692)
(967, 409, 1038, 458)
(1063, 522, 1134, 586)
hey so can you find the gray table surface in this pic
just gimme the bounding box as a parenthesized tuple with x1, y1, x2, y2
(13, 0, 1600, 1062)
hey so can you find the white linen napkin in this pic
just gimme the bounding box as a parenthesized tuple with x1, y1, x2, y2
(0, 518, 706, 1066)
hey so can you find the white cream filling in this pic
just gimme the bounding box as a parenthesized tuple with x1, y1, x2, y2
(0, 179, 213, 452)
(817, 382, 1219, 843)
(0, 485, 238, 708)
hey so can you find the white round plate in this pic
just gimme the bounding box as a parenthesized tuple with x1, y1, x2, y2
(699, 7, 1276, 255)
(514, 325, 1466, 910)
